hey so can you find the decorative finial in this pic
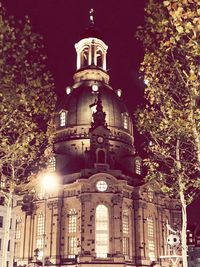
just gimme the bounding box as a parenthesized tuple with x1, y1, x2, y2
(89, 8, 94, 24)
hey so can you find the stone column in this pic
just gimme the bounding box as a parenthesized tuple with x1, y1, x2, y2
(78, 194, 94, 261)
(111, 194, 123, 256)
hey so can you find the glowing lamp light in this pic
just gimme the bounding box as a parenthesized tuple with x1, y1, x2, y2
(41, 172, 59, 193)
(66, 86, 71, 95)
(117, 88, 122, 97)
(92, 84, 98, 92)
(144, 78, 149, 85)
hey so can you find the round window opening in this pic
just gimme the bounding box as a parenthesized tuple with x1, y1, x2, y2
(96, 180, 108, 192)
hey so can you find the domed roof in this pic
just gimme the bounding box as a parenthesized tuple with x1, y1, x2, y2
(58, 82, 132, 131)
(81, 24, 103, 40)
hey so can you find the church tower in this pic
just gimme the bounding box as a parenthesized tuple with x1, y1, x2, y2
(14, 9, 181, 267)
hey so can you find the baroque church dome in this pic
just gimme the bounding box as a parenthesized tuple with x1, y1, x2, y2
(54, 10, 139, 179)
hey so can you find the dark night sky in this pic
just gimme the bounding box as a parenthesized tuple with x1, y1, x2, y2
(3, 0, 145, 111)
(2, 0, 199, 225)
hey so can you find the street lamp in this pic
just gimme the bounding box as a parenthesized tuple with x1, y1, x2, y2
(39, 171, 60, 267)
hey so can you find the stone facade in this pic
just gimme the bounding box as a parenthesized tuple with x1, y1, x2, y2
(13, 14, 182, 267)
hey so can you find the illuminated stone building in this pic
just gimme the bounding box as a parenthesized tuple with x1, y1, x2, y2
(13, 11, 181, 267)
(0, 186, 17, 267)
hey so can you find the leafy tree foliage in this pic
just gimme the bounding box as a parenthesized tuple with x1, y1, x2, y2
(0, 3, 56, 189)
(136, 0, 199, 266)
(0, 3, 56, 266)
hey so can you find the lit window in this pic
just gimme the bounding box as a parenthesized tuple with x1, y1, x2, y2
(49, 156, 56, 171)
(36, 213, 44, 250)
(147, 217, 155, 261)
(122, 210, 130, 259)
(95, 205, 109, 258)
(68, 209, 77, 234)
(60, 111, 66, 127)
(67, 209, 77, 259)
(68, 236, 77, 258)
(122, 113, 129, 130)
(135, 158, 141, 175)
(147, 188, 154, 202)
(96, 181, 108, 192)
(15, 217, 22, 239)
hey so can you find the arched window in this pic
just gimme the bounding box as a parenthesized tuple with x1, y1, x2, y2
(68, 209, 77, 258)
(96, 49, 103, 68)
(122, 210, 130, 259)
(36, 213, 45, 254)
(147, 217, 155, 261)
(95, 205, 109, 258)
(60, 111, 66, 127)
(81, 47, 89, 67)
(97, 150, 105, 163)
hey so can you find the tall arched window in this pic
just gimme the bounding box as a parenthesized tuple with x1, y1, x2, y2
(122, 210, 130, 259)
(81, 47, 89, 67)
(68, 209, 77, 258)
(96, 49, 103, 68)
(147, 217, 155, 261)
(95, 204, 109, 258)
(36, 213, 45, 254)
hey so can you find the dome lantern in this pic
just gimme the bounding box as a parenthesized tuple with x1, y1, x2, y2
(74, 9, 108, 74)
